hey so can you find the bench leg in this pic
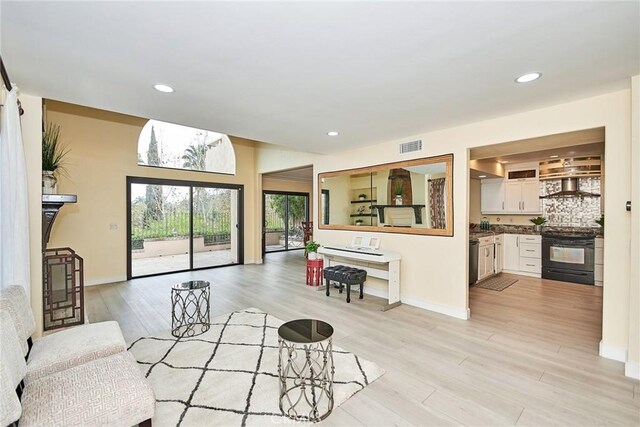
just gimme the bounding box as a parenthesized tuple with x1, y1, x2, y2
(347, 283, 351, 303)
(360, 282, 364, 299)
(325, 278, 331, 296)
(139, 419, 152, 427)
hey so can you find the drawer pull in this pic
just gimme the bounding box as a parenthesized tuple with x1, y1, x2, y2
(526, 249, 534, 252)
(526, 264, 535, 267)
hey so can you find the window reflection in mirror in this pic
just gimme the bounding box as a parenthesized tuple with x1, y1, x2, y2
(318, 154, 453, 236)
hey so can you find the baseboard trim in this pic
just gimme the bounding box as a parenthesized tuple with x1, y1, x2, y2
(362, 287, 469, 320)
(85, 276, 127, 287)
(402, 296, 470, 320)
(599, 340, 627, 363)
(625, 361, 640, 379)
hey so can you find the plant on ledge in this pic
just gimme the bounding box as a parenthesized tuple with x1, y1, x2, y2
(305, 240, 321, 260)
(530, 216, 546, 232)
(42, 122, 69, 194)
(595, 215, 604, 228)
(358, 193, 367, 200)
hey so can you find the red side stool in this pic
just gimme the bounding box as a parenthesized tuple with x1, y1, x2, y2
(306, 259, 324, 286)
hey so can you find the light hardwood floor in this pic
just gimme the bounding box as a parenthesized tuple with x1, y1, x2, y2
(86, 251, 640, 426)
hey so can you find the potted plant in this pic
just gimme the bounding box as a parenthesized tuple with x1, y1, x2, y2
(355, 219, 364, 226)
(305, 240, 320, 260)
(358, 193, 367, 201)
(394, 182, 403, 205)
(42, 122, 69, 194)
(530, 216, 547, 232)
(595, 215, 604, 229)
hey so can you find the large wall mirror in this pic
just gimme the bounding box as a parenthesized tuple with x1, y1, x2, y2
(318, 154, 453, 236)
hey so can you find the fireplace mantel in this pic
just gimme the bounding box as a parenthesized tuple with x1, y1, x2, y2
(370, 204, 426, 224)
(42, 194, 77, 248)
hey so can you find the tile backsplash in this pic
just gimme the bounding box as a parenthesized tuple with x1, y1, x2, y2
(540, 178, 601, 228)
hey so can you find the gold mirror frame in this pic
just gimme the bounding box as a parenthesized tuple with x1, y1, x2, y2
(318, 154, 453, 236)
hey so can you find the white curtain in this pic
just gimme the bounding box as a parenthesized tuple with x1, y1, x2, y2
(0, 87, 31, 300)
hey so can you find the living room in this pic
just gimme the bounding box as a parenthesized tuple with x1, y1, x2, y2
(1, 2, 639, 426)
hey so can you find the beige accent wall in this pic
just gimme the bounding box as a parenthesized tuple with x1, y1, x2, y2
(45, 101, 260, 285)
(256, 89, 636, 369)
(20, 94, 44, 337)
(262, 176, 313, 217)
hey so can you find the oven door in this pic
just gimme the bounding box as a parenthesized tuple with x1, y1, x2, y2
(542, 238, 594, 272)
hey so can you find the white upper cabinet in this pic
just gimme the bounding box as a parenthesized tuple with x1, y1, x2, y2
(480, 179, 505, 214)
(520, 181, 540, 213)
(481, 162, 540, 215)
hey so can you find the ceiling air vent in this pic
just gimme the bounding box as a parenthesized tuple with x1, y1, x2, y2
(399, 139, 422, 154)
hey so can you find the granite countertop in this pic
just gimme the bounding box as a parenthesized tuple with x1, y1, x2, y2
(469, 224, 604, 239)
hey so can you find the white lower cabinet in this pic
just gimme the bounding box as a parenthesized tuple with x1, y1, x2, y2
(502, 234, 541, 277)
(595, 237, 604, 286)
(503, 234, 520, 271)
(495, 234, 504, 274)
(478, 236, 495, 281)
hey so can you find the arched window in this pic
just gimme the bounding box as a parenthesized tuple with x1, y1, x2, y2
(137, 120, 236, 175)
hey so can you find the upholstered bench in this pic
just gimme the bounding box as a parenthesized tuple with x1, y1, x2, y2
(0, 309, 155, 427)
(324, 265, 367, 303)
(0, 286, 127, 383)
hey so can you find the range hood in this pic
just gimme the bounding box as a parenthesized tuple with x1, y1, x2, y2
(539, 177, 600, 199)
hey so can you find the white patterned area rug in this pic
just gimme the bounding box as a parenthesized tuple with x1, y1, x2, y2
(128, 308, 385, 426)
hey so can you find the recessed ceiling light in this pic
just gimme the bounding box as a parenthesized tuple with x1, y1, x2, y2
(153, 84, 174, 93)
(515, 72, 542, 83)
(550, 155, 559, 158)
(478, 175, 487, 178)
(498, 160, 509, 164)
(327, 131, 339, 136)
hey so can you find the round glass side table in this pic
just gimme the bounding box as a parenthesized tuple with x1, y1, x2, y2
(171, 280, 210, 337)
(277, 319, 334, 422)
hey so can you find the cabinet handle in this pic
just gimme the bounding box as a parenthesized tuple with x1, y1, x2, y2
(526, 249, 534, 252)
(517, 236, 519, 247)
(502, 201, 504, 210)
(526, 264, 535, 267)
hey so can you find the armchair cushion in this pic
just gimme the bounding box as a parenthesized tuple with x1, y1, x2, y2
(0, 286, 36, 356)
(26, 321, 126, 383)
(0, 310, 26, 426)
(20, 351, 155, 427)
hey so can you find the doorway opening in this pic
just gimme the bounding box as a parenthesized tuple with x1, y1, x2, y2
(263, 192, 309, 253)
(127, 176, 243, 279)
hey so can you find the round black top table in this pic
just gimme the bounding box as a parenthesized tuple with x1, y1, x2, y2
(277, 319, 334, 344)
(277, 318, 335, 422)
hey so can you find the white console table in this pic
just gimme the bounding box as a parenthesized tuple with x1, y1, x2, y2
(318, 246, 401, 311)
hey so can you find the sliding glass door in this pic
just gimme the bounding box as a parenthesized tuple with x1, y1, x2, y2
(128, 177, 243, 279)
(263, 192, 309, 254)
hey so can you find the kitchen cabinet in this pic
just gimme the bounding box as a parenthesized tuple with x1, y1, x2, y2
(505, 181, 541, 214)
(480, 179, 505, 214)
(595, 237, 604, 286)
(478, 236, 495, 281)
(494, 234, 504, 273)
(502, 234, 541, 277)
(503, 234, 520, 271)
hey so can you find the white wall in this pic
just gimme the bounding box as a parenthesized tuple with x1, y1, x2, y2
(257, 88, 637, 373)
(627, 75, 640, 379)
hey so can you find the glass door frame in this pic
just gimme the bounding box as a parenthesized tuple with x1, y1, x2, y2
(262, 191, 310, 256)
(126, 176, 244, 279)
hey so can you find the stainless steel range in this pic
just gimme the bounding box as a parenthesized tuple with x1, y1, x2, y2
(542, 231, 596, 285)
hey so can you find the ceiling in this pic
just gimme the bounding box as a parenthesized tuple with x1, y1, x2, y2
(2, 2, 638, 154)
(469, 128, 605, 179)
(263, 166, 313, 182)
